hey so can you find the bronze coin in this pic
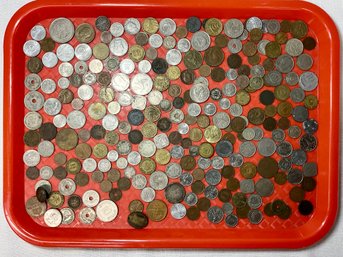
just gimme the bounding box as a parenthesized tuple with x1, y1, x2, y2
(183, 90, 194, 104)
(274, 172, 287, 185)
(278, 205, 291, 220)
(40, 37, 55, 52)
(302, 37, 317, 50)
(135, 32, 149, 46)
(26, 166, 39, 180)
(265, 41, 281, 58)
(146, 200, 168, 222)
(90, 125, 106, 140)
(278, 117, 290, 130)
(100, 179, 112, 193)
(91, 170, 104, 183)
(264, 202, 275, 217)
(277, 101, 293, 117)
(199, 64, 211, 77)
(39, 122, 57, 141)
(247, 107, 265, 125)
(109, 188, 122, 202)
(301, 177, 317, 192)
(48, 192, 64, 208)
(240, 162, 257, 179)
(218, 189, 232, 202)
(226, 177, 240, 191)
(275, 32, 288, 45)
(263, 58, 275, 71)
(191, 180, 205, 194)
(184, 50, 202, 70)
(222, 165, 235, 179)
(168, 131, 182, 145)
(222, 132, 236, 145)
(157, 117, 172, 132)
(53, 166, 67, 180)
(66, 158, 81, 174)
(97, 71, 111, 86)
(265, 105, 277, 117)
(70, 73, 82, 88)
(75, 172, 89, 186)
(232, 192, 247, 208)
(290, 20, 308, 39)
(242, 41, 257, 56)
(75, 143, 92, 159)
(56, 128, 78, 150)
(204, 46, 224, 66)
(139, 158, 156, 175)
(118, 177, 131, 191)
(129, 200, 144, 213)
(180, 155, 196, 171)
(181, 138, 192, 149)
(257, 157, 278, 178)
(24, 130, 41, 147)
(197, 114, 210, 128)
(249, 28, 263, 42)
(215, 34, 228, 48)
(54, 152, 67, 165)
(27, 57, 43, 73)
(193, 168, 205, 180)
(186, 206, 201, 220)
(175, 26, 188, 38)
(236, 205, 250, 219)
(108, 169, 121, 182)
(180, 69, 195, 85)
(197, 197, 211, 212)
(68, 194, 82, 210)
(185, 114, 197, 125)
(231, 116, 246, 132)
(263, 117, 277, 131)
(280, 20, 291, 33)
(247, 54, 260, 66)
(128, 212, 149, 229)
(211, 67, 225, 82)
(168, 84, 182, 97)
(227, 54, 242, 68)
(78, 129, 91, 142)
(289, 186, 305, 202)
(105, 131, 119, 145)
(237, 64, 250, 76)
(58, 89, 74, 104)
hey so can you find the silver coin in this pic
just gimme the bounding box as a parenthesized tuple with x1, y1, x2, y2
(67, 110, 86, 129)
(96, 200, 118, 222)
(41, 78, 56, 94)
(212, 156, 224, 169)
(160, 99, 172, 112)
(107, 150, 119, 162)
(277, 141, 293, 157)
(131, 73, 153, 95)
(117, 140, 132, 155)
(253, 127, 264, 140)
(229, 153, 243, 167)
(49, 18, 74, 43)
(247, 194, 262, 209)
(149, 33, 163, 48)
(275, 54, 294, 73)
(177, 38, 191, 52)
(170, 109, 184, 123)
(190, 84, 210, 103)
(148, 90, 163, 105)
(23, 39, 40, 57)
(42, 52, 58, 68)
(124, 166, 136, 178)
(257, 138, 276, 157)
(132, 95, 147, 110)
(290, 87, 305, 103)
(239, 141, 256, 158)
(285, 38, 303, 57)
(170, 145, 184, 159)
(153, 133, 169, 149)
(83, 158, 97, 172)
(184, 192, 198, 206)
(246, 17, 263, 31)
(82, 190, 100, 207)
(166, 163, 182, 178)
(257, 39, 269, 55)
(204, 185, 218, 200)
(24, 91, 44, 111)
(163, 36, 176, 49)
(205, 169, 221, 186)
(37, 140, 54, 157)
(71, 98, 84, 110)
(287, 169, 304, 184)
(117, 91, 133, 106)
(299, 71, 318, 91)
(109, 37, 128, 56)
(58, 77, 70, 88)
(141, 187, 155, 202)
(119, 58, 135, 75)
(178, 123, 189, 135)
(266, 19, 280, 34)
(98, 159, 111, 172)
(285, 72, 299, 86)
(44, 209, 62, 227)
(138, 140, 156, 157)
(186, 103, 200, 117)
(303, 162, 318, 177)
(171, 203, 186, 219)
(272, 128, 285, 142)
(219, 98, 231, 110)
(251, 64, 265, 77)
(255, 178, 274, 197)
(60, 208, 75, 225)
(226, 69, 238, 80)
(191, 31, 211, 51)
(118, 121, 131, 134)
(34, 180, 51, 193)
(116, 157, 128, 169)
(224, 19, 244, 38)
(127, 151, 142, 165)
(58, 62, 74, 77)
(75, 61, 88, 74)
(75, 43, 92, 61)
(150, 171, 168, 190)
(207, 206, 224, 224)
(89, 59, 103, 74)
(138, 60, 151, 73)
(58, 178, 76, 196)
(159, 18, 176, 36)
(102, 114, 118, 131)
(30, 24, 46, 40)
(227, 39, 242, 53)
(110, 22, 124, 37)
(43, 98, 61, 116)
(240, 179, 255, 194)
(180, 172, 193, 186)
(203, 103, 216, 116)
(288, 125, 302, 139)
(296, 53, 313, 71)
(78, 84, 93, 101)
(223, 83, 237, 97)
(124, 18, 140, 35)
(56, 43, 74, 62)
(238, 29, 249, 40)
(242, 128, 255, 140)
(166, 49, 182, 65)
(132, 174, 147, 189)
(213, 112, 230, 129)
(40, 166, 53, 180)
(198, 157, 211, 169)
(264, 70, 282, 86)
(25, 73, 41, 90)
(248, 209, 263, 225)
(107, 101, 121, 115)
(111, 72, 130, 91)
(24, 111, 42, 130)
(225, 214, 238, 227)
(79, 207, 96, 224)
(194, 75, 208, 87)
(229, 103, 243, 117)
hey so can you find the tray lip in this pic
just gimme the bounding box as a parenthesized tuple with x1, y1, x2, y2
(3, 0, 340, 249)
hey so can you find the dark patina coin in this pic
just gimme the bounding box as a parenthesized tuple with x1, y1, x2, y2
(109, 188, 122, 201)
(191, 180, 205, 194)
(259, 90, 275, 105)
(173, 97, 185, 109)
(157, 117, 172, 132)
(215, 34, 228, 48)
(264, 202, 275, 217)
(26, 166, 39, 180)
(128, 109, 144, 126)
(53, 166, 67, 180)
(186, 206, 201, 221)
(95, 16, 111, 31)
(58, 89, 74, 104)
(180, 155, 196, 171)
(278, 117, 290, 130)
(197, 197, 211, 211)
(128, 211, 149, 229)
(36, 186, 49, 202)
(27, 57, 43, 73)
(211, 67, 226, 82)
(263, 117, 277, 131)
(169, 131, 182, 145)
(75, 172, 89, 186)
(128, 130, 143, 144)
(70, 73, 82, 87)
(164, 183, 186, 204)
(184, 50, 202, 70)
(97, 71, 111, 86)
(184, 90, 193, 103)
(302, 37, 316, 50)
(289, 186, 305, 202)
(222, 165, 235, 179)
(236, 205, 250, 219)
(204, 46, 224, 67)
(218, 189, 232, 203)
(152, 58, 168, 74)
(298, 200, 313, 215)
(215, 140, 233, 157)
(118, 177, 131, 191)
(226, 177, 240, 191)
(301, 177, 317, 192)
(39, 122, 57, 141)
(180, 69, 195, 85)
(210, 88, 222, 100)
(90, 125, 106, 140)
(40, 37, 55, 52)
(232, 192, 247, 208)
(238, 65, 251, 76)
(247, 107, 265, 125)
(300, 133, 317, 152)
(186, 16, 201, 33)
(227, 53, 242, 68)
(68, 194, 82, 209)
(257, 157, 278, 178)
(24, 130, 41, 147)
(303, 119, 318, 134)
(181, 138, 192, 149)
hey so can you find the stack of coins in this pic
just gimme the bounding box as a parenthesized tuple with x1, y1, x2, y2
(23, 16, 318, 229)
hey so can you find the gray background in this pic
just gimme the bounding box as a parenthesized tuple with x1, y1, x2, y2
(0, 0, 342, 256)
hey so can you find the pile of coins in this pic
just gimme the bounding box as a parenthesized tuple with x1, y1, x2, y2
(23, 16, 318, 229)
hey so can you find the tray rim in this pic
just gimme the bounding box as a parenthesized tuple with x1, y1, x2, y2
(3, 0, 340, 249)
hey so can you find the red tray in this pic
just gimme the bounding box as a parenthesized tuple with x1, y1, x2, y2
(3, 0, 340, 248)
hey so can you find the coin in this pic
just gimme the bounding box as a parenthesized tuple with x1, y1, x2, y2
(128, 212, 149, 229)
(146, 200, 168, 222)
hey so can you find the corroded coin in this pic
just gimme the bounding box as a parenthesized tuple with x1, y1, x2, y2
(146, 199, 168, 222)
(128, 212, 149, 229)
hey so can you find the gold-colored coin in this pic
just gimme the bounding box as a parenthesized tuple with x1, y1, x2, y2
(75, 143, 92, 159)
(93, 143, 108, 158)
(142, 122, 158, 138)
(155, 149, 171, 165)
(304, 94, 318, 110)
(48, 191, 64, 208)
(129, 199, 144, 213)
(99, 87, 115, 102)
(166, 66, 181, 80)
(66, 158, 81, 174)
(189, 128, 203, 142)
(199, 64, 211, 77)
(265, 105, 277, 117)
(139, 158, 156, 174)
(105, 131, 119, 145)
(204, 125, 222, 143)
(143, 17, 159, 34)
(240, 162, 257, 179)
(277, 101, 293, 117)
(274, 85, 290, 101)
(235, 90, 250, 106)
(168, 84, 181, 97)
(88, 102, 106, 120)
(199, 142, 214, 158)
(93, 43, 110, 60)
(204, 18, 223, 36)
(128, 45, 145, 62)
(146, 200, 168, 222)
(197, 114, 210, 128)
(153, 75, 170, 91)
(144, 106, 161, 122)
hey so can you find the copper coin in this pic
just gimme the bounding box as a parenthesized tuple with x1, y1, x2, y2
(146, 199, 168, 222)
(197, 197, 211, 212)
(109, 188, 122, 202)
(191, 180, 205, 194)
(180, 155, 196, 171)
(118, 177, 131, 191)
(289, 186, 305, 202)
(129, 200, 144, 213)
(65, 158, 81, 174)
(54, 152, 67, 165)
(56, 128, 78, 150)
(257, 157, 278, 178)
(222, 165, 235, 179)
(128, 212, 149, 229)
(75, 172, 89, 186)
(26, 166, 39, 180)
(24, 130, 41, 147)
(186, 206, 201, 220)
(75, 143, 92, 159)
(53, 166, 67, 180)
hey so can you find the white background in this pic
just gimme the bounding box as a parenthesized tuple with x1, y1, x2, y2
(0, 0, 342, 256)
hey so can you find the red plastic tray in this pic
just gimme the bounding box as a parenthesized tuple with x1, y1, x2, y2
(3, 0, 340, 248)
